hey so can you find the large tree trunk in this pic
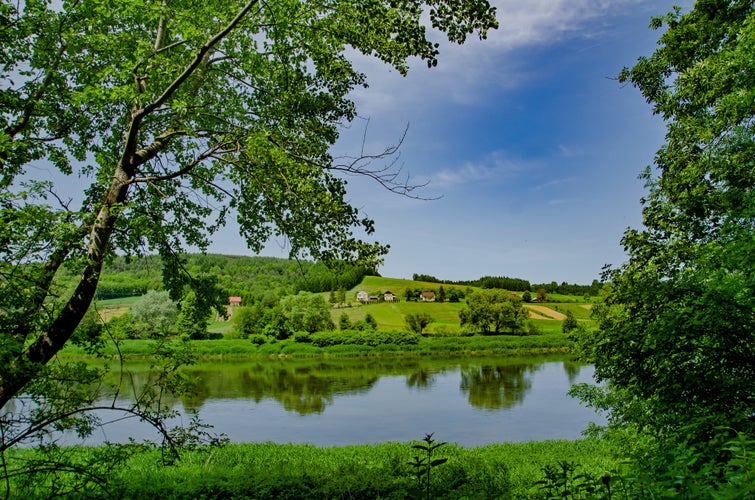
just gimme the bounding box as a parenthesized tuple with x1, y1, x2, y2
(0, 164, 132, 410)
(0, 0, 260, 410)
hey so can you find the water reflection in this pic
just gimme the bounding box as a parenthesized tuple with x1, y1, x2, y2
(406, 367, 438, 389)
(563, 359, 583, 384)
(460, 363, 538, 410)
(82, 354, 603, 445)
(108, 354, 574, 415)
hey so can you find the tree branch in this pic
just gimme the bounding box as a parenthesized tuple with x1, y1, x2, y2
(141, 0, 261, 117)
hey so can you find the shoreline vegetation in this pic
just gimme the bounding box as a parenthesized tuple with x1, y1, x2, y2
(59, 334, 575, 360)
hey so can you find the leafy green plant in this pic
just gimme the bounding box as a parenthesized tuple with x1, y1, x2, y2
(408, 433, 448, 499)
(536, 460, 612, 499)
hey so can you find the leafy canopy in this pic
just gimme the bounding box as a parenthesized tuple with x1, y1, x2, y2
(573, 0, 755, 489)
(459, 289, 527, 335)
(0, 0, 498, 453)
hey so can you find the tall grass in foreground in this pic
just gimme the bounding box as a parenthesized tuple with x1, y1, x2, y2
(6, 438, 614, 498)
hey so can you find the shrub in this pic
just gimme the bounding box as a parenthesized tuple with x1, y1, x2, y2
(292, 331, 311, 343)
(249, 334, 267, 346)
(309, 330, 421, 347)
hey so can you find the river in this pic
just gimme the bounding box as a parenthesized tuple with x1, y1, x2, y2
(70, 353, 604, 446)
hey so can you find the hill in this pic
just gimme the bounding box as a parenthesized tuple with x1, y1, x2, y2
(59, 254, 370, 302)
(88, 255, 597, 336)
(326, 276, 595, 335)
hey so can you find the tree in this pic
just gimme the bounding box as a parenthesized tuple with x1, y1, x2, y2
(175, 290, 211, 339)
(459, 290, 527, 335)
(521, 290, 531, 303)
(0, 0, 496, 407)
(278, 292, 335, 334)
(437, 285, 446, 303)
(338, 312, 351, 331)
(561, 310, 577, 334)
(233, 305, 265, 338)
(405, 313, 433, 334)
(129, 290, 178, 337)
(364, 313, 378, 330)
(0, 0, 498, 488)
(447, 287, 463, 303)
(535, 288, 547, 302)
(573, 1, 755, 491)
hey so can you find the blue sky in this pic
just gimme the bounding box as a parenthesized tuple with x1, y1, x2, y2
(209, 0, 693, 284)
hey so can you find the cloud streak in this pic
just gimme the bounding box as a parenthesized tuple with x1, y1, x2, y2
(431, 150, 531, 188)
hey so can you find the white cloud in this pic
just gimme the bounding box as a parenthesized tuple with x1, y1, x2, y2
(487, 0, 646, 49)
(531, 177, 576, 192)
(346, 0, 662, 116)
(431, 150, 530, 188)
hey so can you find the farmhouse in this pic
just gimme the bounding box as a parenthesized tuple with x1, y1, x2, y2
(356, 291, 369, 302)
(420, 291, 436, 302)
(383, 291, 397, 302)
(229, 296, 242, 307)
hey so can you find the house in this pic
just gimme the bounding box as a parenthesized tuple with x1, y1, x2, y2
(356, 291, 369, 302)
(223, 296, 243, 321)
(420, 291, 436, 302)
(383, 291, 397, 302)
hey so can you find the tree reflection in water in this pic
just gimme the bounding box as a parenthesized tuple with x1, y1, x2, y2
(178, 362, 381, 414)
(101, 355, 580, 416)
(406, 368, 437, 389)
(459, 363, 542, 410)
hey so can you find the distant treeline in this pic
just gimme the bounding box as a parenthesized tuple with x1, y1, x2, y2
(63, 254, 373, 303)
(294, 262, 372, 294)
(412, 273, 602, 296)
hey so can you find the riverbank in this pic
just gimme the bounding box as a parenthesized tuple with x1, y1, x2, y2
(59, 333, 574, 359)
(9, 438, 617, 498)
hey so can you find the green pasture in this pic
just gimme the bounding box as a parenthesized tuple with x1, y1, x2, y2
(330, 300, 594, 335)
(93, 275, 596, 337)
(96, 296, 143, 308)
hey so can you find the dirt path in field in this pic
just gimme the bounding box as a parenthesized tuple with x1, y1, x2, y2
(526, 310, 552, 320)
(581, 304, 593, 310)
(523, 305, 567, 320)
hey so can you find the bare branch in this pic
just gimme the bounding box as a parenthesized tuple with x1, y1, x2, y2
(268, 126, 438, 200)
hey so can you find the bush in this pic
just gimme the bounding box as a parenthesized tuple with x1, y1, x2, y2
(249, 334, 268, 346)
(309, 330, 421, 347)
(292, 331, 311, 343)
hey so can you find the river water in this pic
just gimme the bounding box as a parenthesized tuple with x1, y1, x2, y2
(72, 354, 604, 446)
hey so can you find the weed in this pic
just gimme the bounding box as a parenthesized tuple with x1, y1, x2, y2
(536, 460, 612, 499)
(408, 433, 448, 499)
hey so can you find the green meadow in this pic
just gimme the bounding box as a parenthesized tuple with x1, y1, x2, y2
(325, 275, 595, 335)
